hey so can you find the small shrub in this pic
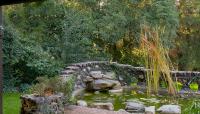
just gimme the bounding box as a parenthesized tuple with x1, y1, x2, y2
(189, 83, 199, 92)
(29, 75, 75, 103)
(175, 82, 183, 92)
(19, 83, 32, 93)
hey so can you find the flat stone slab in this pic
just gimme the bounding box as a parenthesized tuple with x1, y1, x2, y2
(125, 101, 145, 113)
(65, 105, 140, 114)
(157, 105, 181, 114)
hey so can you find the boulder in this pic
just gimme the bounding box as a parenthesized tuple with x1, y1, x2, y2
(93, 79, 121, 90)
(145, 106, 155, 114)
(77, 100, 87, 107)
(125, 101, 145, 113)
(91, 102, 114, 110)
(157, 105, 181, 114)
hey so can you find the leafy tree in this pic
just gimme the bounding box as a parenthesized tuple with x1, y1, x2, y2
(3, 0, 180, 91)
(175, 0, 200, 70)
(3, 22, 62, 91)
(3, 0, 109, 91)
(76, 0, 179, 64)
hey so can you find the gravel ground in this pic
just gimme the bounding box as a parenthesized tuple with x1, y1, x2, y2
(64, 105, 133, 114)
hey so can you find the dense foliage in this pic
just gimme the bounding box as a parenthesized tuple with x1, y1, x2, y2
(3, 0, 108, 91)
(3, 23, 62, 91)
(3, 0, 200, 91)
(76, 0, 178, 63)
(175, 0, 200, 70)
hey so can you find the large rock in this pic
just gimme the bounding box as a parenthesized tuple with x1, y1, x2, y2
(91, 102, 114, 110)
(125, 101, 145, 113)
(93, 79, 121, 90)
(145, 106, 155, 114)
(157, 105, 181, 114)
(77, 100, 87, 107)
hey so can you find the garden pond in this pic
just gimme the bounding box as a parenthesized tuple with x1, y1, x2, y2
(77, 90, 200, 114)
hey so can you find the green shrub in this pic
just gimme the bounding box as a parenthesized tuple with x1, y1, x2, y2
(175, 82, 183, 92)
(3, 23, 63, 92)
(189, 83, 199, 92)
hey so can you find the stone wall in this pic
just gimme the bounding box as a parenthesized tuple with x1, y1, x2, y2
(60, 61, 200, 91)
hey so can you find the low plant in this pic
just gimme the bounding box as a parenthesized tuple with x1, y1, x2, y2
(175, 82, 183, 92)
(160, 81, 167, 89)
(189, 83, 199, 92)
(184, 99, 200, 114)
(130, 82, 137, 87)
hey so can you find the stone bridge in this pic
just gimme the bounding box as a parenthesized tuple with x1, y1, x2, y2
(60, 61, 200, 91)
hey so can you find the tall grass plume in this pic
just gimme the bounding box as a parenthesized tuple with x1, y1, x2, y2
(140, 25, 177, 95)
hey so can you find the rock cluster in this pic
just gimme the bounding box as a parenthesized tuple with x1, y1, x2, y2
(60, 61, 200, 91)
(59, 61, 144, 91)
(84, 71, 122, 91)
(75, 99, 181, 114)
(20, 94, 64, 114)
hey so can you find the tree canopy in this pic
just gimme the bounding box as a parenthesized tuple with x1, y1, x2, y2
(3, 0, 200, 91)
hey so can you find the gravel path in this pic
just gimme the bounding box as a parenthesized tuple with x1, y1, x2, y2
(64, 105, 132, 114)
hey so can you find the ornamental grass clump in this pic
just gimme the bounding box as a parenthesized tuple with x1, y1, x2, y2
(140, 25, 177, 95)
